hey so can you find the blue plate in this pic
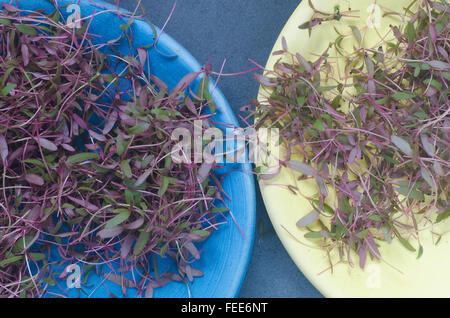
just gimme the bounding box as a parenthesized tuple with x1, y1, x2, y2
(2, 0, 255, 298)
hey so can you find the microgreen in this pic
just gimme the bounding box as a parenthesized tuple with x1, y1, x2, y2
(0, 2, 227, 297)
(252, 0, 449, 269)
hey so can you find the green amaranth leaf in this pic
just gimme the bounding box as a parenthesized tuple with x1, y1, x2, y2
(368, 214, 381, 222)
(394, 181, 425, 201)
(350, 25, 362, 45)
(15, 24, 37, 35)
(312, 200, 334, 215)
(392, 92, 416, 100)
(304, 231, 323, 239)
(197, 76, 216, 113)
(30, 253, 46, 261)
(41, 276, 56, 286)
(105, 209, 130, 229)
(128, 122, 150, 135)
(116, 135, 126, 156)
(0, 18, 11, 26)
(398, 237, 416, 252)
(211, 207, 228, 213)
(357, 229, 370, 239)
(66, 152, 100, 164)
(191, 229, 210, 237)
(340, 199, 355, 215)
(158, 176, 170, 196)
(404, 22, 415, 43)
(417, 245, 423, 259)
(160, 242, 168, 257)
(313, 119, 325, 131)
(436, 209, 450, 223)
(2, 83, 17, 97)
(133, 231, 150, 255)
(120, 160, 132, 179)
(0, 255, 23, 267)
(316, 85, 337, 93)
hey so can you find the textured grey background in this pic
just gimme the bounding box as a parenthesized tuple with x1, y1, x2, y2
(105, 0, 322, 298)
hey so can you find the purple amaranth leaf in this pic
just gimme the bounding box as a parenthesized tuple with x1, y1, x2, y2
(391, 135, 412, 156)
(286, 160, 316, 175)
(102, 110, 118, 135)
(348, 147, 358, 164)
(197, 162, 213, 183)
(315, 176, 329, 196)
(366, 235, 381, 259)
(420, 134, 435, 157)
(97, 226, 124, 239)
(431, 1, 450, 12)
(104, 273, 136, 288)
(72, 114, 88, 130)
(296, 53, 313, 73)
(135, 168, 153, 187)
(259, 167, 281, 180)
(149, 277, 171, 289)
(438, 46, 448, 60)
(190, 267, 204, 278)
(137, 48, 147, 68)
(347, 133, 356, 146)
(123, 217, 144, 230)
(359, 246, 367, 269)
(67, 196, 99, 211)
(25, 205, 41, 221)
(171, 71, 201, 95)
(37, 137, 58, 152)
(281, 36, 288, 51)
(420, 167, 435, 190)
(165, 272, 184, 282)
(296, 210, 319, 228)
(425, 60, 450, 71)
(254, 73, 277, 87)
(184, 241, 200, 259)
(433, 161, 444, 177)
(21, 44, 30, 66)
(61, 144, 75, 152)
(89, 130, 107, 142)
(185, 97, 199, 115)
(0, 134, 8, 162)
(150, 74, 168, 92)
(25, 174, 44, 186)
(120, 235, 134, 259)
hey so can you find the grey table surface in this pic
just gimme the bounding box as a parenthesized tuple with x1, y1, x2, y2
(104, 0, 322, 298)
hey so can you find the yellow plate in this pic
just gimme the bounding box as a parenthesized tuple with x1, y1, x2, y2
(259, 0, 450, 298)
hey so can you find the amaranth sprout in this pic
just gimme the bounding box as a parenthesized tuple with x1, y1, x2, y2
(0, 1, 231, 297)
(251, 0, 449, 269)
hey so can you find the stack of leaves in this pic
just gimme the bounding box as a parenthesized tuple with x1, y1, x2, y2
(0, 3, 225, 297)
(253, 0, 449, 268)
